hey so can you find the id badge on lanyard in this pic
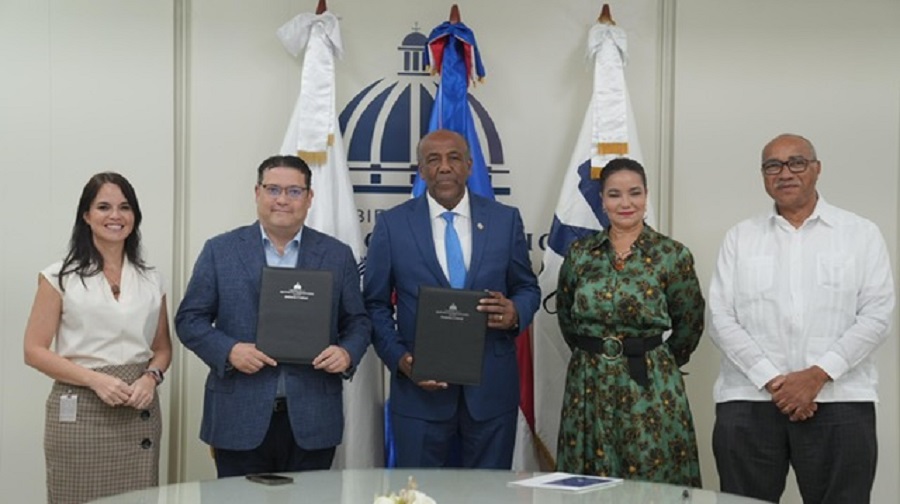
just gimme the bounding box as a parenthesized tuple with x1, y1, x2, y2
(59, 391, 77, 422)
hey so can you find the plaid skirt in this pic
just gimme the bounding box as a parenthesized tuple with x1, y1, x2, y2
(44, 363, 161, 504)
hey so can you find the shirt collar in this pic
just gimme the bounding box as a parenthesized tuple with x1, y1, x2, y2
(426, 189, 471, 221)
(259, 223, 303, 249)
(810, 195, 838, 226)
(767, 193, 835, 228)
(591, 224, 659, 253)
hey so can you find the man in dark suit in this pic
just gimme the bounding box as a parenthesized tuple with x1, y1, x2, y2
(176, 155, 370, 477)
(364, 129, 540, 469)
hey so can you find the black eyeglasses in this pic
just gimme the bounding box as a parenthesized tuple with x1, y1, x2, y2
(260, 184, 309, 200)
(761, 157, 818, 176)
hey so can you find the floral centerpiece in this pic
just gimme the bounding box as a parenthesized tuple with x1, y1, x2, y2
(374, 477, 436, 504)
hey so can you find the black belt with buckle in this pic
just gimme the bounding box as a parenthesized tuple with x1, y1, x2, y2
(273, 397, 287, 413)
(570, 334, 663, 387)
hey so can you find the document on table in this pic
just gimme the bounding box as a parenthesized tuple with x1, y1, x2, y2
(508, 472, 623, 493)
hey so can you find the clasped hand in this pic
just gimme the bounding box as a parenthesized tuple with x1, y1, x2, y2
(89, 371, 156, 410)
(766, 366, 830, 422)
(228, 342, 351, 375)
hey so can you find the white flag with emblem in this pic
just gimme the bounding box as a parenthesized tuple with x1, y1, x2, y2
(277, 8, 382, 468)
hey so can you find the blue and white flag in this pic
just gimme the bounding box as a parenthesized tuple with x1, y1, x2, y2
(277, 9, 381, 468)
(532, 19, 655, 467)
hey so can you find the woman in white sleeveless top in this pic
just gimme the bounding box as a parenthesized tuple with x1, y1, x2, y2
(23, 172, 171, 504)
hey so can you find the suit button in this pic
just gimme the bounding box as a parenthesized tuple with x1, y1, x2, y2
(141, 438, 153, 449)
(140, 410, 151, 420)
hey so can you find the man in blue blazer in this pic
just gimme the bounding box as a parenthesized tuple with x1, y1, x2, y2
(176, 155, 370, 477)
(364, 130, 540, 468)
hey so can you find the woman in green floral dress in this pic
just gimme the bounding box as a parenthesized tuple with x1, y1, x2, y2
(555, 157, 704, 487)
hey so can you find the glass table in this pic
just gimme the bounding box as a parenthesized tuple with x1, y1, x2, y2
(90, 468, 769, 503)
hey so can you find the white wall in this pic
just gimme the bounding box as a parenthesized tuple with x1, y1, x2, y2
(0, 1, 175, 501)
(673, 1, 900, 500)
(1, 1, 897, 503)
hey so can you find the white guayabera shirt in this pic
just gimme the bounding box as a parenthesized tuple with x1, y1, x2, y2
(708, 196, 895, 403)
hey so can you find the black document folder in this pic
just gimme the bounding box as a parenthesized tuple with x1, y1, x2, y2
(410, 286, 486, 385)
(256, 267, 333, 364)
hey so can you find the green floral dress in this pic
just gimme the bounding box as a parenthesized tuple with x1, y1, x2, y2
(555, 226, 704, 487)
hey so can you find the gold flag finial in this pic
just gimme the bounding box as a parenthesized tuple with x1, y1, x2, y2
(449, 4, 461, 24)
(598, 4, 616, 25)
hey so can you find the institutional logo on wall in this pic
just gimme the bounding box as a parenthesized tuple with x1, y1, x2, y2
(338, 25, 509, 196)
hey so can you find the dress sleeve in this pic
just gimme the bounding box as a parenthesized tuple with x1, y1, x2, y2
(664, 245, 705, 366)
(556, 248, 577, 350)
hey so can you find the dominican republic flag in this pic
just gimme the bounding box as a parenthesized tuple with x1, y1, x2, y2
(530, 16, 656, 470)
(411, 7, 492, 199)
(277, 6, 383, 469)
(395, 7, 540, 469)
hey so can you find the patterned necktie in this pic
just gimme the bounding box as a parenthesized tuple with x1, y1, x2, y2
(441, 211, 466, 288)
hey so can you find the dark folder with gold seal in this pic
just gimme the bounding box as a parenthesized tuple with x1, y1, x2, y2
(256, 267, 333, 364)
(411, 286, 487, 385)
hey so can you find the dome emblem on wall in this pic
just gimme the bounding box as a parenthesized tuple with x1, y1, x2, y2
(339, 24, 508, 196)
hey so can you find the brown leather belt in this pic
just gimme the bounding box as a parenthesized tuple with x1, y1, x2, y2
(570, 334, 663, 387)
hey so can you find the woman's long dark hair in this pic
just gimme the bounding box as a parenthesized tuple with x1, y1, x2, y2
(57, 172, 147, 291)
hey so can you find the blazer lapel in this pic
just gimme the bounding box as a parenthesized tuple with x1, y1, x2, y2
(236, 223, 267, 299)
(296, 227, 326, 269)
(409, 196, 450, 287)
(466, 195, 491, 289)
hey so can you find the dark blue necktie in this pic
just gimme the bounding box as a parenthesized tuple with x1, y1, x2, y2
(441, 211, 466, 288)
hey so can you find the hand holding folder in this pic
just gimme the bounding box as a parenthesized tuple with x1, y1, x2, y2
(255, 268, 333, 365)
(410, 286, 487, 386)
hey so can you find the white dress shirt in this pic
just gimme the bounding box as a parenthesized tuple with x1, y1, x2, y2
(42, 258, 165, 368)
(426, 190, 472, 282)
(708, 196, 895, 403)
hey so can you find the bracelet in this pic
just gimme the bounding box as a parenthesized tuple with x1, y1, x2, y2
(144, 367, 164, 385)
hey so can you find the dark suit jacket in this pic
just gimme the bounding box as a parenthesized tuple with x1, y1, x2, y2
(364, 194, 540, 422)
(175, 223, 370, 451)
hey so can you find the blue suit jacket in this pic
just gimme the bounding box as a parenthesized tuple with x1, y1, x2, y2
(364, 194, 540, 422)
(175, 223, 370, 451)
